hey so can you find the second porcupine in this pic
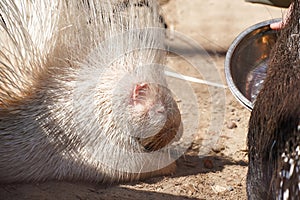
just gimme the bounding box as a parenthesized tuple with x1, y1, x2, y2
(247, 0, 300, 199)
(0, 0, 181, 183)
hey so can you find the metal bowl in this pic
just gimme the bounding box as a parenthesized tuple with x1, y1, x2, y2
(225, 19, 280, 110)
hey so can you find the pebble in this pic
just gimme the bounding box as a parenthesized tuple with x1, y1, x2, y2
(227, 121, 237, 129)
(211, 185, 227, 193)
(212, 145, 225, 153)
(203, 159, 214, 169)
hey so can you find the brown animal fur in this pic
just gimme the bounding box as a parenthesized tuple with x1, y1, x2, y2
(247, 0, 300, 199)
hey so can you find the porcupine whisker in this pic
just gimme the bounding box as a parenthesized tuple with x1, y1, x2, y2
(164, 70, 227, 88)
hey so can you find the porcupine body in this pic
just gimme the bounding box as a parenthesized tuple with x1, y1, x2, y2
(0, 0, 181, 183)
(247, 0, 300, 199)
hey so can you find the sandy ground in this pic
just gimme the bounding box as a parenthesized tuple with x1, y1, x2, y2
(0, 1, 287, 200)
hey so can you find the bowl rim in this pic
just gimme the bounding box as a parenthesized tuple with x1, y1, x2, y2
(224, 18, 281, 111)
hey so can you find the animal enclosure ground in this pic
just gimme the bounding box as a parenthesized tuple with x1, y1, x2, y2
(0, 1, 286, 200)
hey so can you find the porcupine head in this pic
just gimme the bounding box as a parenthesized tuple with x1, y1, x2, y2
(0, 0, 182, 183)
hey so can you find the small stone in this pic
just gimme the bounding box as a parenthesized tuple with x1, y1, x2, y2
(212, 145, 225, 153)
(186, 184, 196, 194)
(203, 159, 214, 169)
(211, 185, 227, 193)
(227, 186, 234, 191)
(227, 121, 237, 129)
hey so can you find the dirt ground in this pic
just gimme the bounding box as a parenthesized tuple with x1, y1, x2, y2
(0, 1, 287, 200)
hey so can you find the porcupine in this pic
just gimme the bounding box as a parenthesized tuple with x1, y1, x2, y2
(247, 0, 300, 199)
(0, 0, 181, 183)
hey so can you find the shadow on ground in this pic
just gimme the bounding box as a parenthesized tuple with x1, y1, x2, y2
(0, 154, 247, 200)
